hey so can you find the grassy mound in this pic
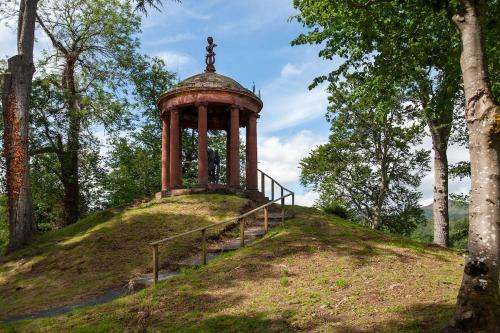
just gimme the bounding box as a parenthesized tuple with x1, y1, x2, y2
(0, 194, 248, 320)
(2, 205, 464, 333)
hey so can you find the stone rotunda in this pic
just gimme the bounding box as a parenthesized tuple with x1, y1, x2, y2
(157, 37, 263, 197)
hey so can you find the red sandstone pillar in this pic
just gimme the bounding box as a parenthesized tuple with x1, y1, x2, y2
(229, 105, 240, 188)
(226, 128, 231, 186)
(246, 113, 258, 190)
(169, 108, 182, 189)
(197, 103, 208, 187)
(161, 114, 170, 193)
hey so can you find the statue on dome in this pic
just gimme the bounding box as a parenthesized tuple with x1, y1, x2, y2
(205, 36, 217, 73)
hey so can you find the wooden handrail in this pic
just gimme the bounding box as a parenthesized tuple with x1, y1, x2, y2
(150, 169, 295, 284)
(150, 193, 292, 246)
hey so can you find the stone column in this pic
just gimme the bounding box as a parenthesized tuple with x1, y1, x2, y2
(246, 113, 258, 190)
(229, 105, 240, 188)
(197, 102, 208, 187)
(169, 108, 182, 189)
(161, 114, 170, 193)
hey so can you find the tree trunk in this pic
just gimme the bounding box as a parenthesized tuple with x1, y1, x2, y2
(1, 0, 38, 253)
(59, 59, 80, 226)
(447, 0, 500, 331)
(430, 122, 450, 247)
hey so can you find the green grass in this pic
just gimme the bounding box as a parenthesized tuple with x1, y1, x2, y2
(0, 196, 8, 255)
(0, 194, 248, 319)
(1, 204, 465, 333)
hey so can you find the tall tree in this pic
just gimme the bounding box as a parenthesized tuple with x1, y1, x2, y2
(292, 0, 462, 247)
(292, 0, 500, 329)
(33, 0, 140, 226)
(301, 73, 429, 234)
(0, 0, 38, 252)
(105, 56, 176, 205)
(446, 1, 500, 330)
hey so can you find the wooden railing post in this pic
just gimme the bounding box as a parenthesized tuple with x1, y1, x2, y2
(261, 172, 265, 196)
(201, 228, 207, 265)
(292, 193, 295, 207)
(281, 188, 285, 223)
(240, 219, 245, 247)
(152, 244, 159, 284)
(264, 207, 269, 233)
(271, 180, 275, 201)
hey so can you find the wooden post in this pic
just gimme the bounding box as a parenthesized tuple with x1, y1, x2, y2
(292, 193, 295, 207)
(271, 180, 275, 201)
(201, 228, 207, 265)
(264, 207, 268, 233)
(261, 172, 265, 196)
(153, 244, 159, 284)
(281, 188, 285, 223)
(240, 219, 245, 247)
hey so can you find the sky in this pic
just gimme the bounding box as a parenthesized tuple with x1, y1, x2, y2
(0, 0, 470, 206)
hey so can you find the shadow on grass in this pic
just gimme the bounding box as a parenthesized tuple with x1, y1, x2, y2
(0, 195, 247, 320)
(1, 204, 461, 332)
(330, 302, 455, 333)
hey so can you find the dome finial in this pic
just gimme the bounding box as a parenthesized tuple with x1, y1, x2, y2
(205, 36, 217, 73)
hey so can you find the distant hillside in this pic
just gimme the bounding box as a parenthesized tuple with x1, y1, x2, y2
(421, 200, 468, 221)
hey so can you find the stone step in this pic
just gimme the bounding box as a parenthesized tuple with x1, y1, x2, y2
(245, 226, 266, 237)
(254, 220, 282, 228)
(255, 212, 284, 219)
(129, 270, 179, 290)
(207, 238, 256, 252)
(176, 252, 219, 267)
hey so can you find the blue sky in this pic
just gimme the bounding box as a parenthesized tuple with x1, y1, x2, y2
(0, 0, 470, 206)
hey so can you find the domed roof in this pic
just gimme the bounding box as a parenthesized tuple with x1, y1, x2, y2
(176, 72, 248, 92)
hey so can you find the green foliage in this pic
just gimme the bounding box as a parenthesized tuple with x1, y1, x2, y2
(412, 201, 469, 250)
(301, 73, 429, 235)
(412, 217, 469, 251)
(280, 278, 290, 287)
(449, 218, 469, 250)
(104, 137, 162, 206)
(334, 278, 347, 289)
(0, 195, 7, 255)
(322, 201, 349, 219)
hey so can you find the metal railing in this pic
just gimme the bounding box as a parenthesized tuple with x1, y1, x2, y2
(150, 180, 294, 284)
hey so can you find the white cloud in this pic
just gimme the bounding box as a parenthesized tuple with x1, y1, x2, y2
(155, 51, 195, 70)
(294, 190, 319, 207)
(256, 130, 325, 207)
(280, 63, 302, 78)
(260, 84, 329, 134)
(258, 130, 326, 186)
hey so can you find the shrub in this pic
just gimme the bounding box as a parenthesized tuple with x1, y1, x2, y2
(323, 202, 349, 219)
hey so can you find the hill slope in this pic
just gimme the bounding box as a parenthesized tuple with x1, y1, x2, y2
(2, 201, 464, 333)
(0, 194, 248, 320)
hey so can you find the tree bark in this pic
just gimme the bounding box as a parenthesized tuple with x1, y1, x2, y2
(430, 121, 450, 247)
(447, 0, 500, 331)
(59, 58, 80, 226)
(1, 0, 38, 253)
